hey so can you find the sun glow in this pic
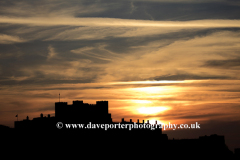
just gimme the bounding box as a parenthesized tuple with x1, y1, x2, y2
(131, 87, 167, 94)
(137, 106, 169, 115)
(131, 100, 152, 104)
(109, 80, 194, 85)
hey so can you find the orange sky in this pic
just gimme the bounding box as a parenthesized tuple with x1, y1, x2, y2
(1, 80, 240, 128)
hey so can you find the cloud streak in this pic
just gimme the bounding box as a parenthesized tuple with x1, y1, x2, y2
(0, 34, 26, 44)
(1, 16, 240, 28)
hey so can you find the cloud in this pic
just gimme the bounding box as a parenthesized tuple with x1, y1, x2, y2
(150, 74, 230, 81)
(0, 0, 106, 18)
(96, 30, 240, 82)
(132, 0, 225, 2)
(47, 45, 58, 60)
(0, 34, 26, 44)
(1, 16, 240, 28)
(203, 58, 240, 69)
(70, 44, 121, 61)
(1, 17, 240, 42)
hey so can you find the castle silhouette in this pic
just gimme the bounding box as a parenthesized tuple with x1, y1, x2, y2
(10, 100, 240, 159)
(14, 100, 166, 136)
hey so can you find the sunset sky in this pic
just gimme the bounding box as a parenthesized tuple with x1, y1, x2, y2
(0, 0, 240, 151)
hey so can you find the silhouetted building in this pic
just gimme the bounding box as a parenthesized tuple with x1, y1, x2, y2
(55, 100, 112, 124)
(14, 113, 55, 130)
(15, 100, 163, 133)
(11, 100, 236, 159)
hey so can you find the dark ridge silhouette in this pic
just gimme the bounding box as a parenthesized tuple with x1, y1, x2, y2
(235, 148, 240, 159)
(2, 100, 239, 159)
(0, 124, 12, 130)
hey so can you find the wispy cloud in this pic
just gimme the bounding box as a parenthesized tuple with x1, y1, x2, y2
(1, 17, 240, 28)
(47, 45, 58, 60)
(97, 30, 240, 82)
(0, 34, 26, 44)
